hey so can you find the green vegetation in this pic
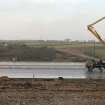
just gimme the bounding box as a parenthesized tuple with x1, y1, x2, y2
(82, 44, 105, 59)
(0, 44, 56, 61)
(27, 42, 105, 60)
(0, 41, 104, 61)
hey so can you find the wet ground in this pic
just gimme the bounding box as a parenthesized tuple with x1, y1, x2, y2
(0, 78, 105, 105)
(0, 62, 104, 79)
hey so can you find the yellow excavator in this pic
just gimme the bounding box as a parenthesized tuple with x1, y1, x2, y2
(88, 16, 105, 45)
(86, 17, 105, 72)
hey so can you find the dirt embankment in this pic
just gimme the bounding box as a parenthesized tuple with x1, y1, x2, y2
(0, 77, 105, 105)
(55, 48, 97, 62)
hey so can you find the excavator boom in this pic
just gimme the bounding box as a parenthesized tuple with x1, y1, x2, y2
(89, 17, 105, 26)
(88, 17, 105, 45)
(86, 16, 105, 72)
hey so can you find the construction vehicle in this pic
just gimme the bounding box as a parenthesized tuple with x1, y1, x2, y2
(86, 17, 105, 72)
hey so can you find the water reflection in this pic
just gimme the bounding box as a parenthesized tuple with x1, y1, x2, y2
(0, 63, 104, 79)
(86, 69, 105, 79)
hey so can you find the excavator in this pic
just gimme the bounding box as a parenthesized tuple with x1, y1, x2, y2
(86, 17, 105, 72)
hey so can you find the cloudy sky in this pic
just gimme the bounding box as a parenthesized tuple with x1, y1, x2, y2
(0, 0, 104, 40)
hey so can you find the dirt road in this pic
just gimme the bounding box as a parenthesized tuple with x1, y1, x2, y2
(56, 48, 99, 62)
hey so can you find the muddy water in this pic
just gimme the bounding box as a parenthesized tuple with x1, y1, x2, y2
(0, 62, 104, 79)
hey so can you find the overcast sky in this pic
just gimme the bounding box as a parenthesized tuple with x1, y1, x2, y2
(0, 0, 105, 40)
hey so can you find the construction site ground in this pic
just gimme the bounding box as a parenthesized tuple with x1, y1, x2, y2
(0, 77, 105, 105)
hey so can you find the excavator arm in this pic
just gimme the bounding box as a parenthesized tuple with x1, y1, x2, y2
(88, 17, 105, 45)
(86, 17, 105, 72)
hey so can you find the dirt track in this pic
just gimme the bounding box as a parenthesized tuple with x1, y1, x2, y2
(56, 48, 98, 61)
(0, 78, 105, 105)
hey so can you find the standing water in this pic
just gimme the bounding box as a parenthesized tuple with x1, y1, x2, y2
(0, 62, 104, 79)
